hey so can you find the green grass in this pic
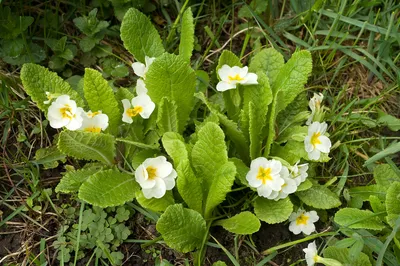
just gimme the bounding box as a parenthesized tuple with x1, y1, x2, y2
(0, 0, 399, 265)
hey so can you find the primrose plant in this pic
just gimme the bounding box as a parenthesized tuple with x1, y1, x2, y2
(20, 7, 342, 265)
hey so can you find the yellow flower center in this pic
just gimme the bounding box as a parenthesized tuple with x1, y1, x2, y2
(60, 105, 73, 119)
(126, 106, 143, 117)
(84, 127, 102, 133)
(311, 132, 321, 147)
(313, 254, 319, 262)
(228, 74, 244, 83)
(296, 213, 309, 225)
(256, 167, 272, 184)
(87, 111, 101, 118)
(146, 166, 157, 180)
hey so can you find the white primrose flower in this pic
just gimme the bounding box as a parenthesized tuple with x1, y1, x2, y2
(306, 93, 324, 125)
(268, 172, 298, 201)
(290, 161, 309, 186)
(79, 111, 109, 133)
(121, 94, 155, 123)
(132, 56, 156, 95)
(216, 65, 258, 91)
(304, 122, 332, 160)
(246, 158, 285, 198)
(303, 241, 320, 266)
(47, 95, 84, 130)
(289, 209, 319, 235)
(135, 156, 177, 199)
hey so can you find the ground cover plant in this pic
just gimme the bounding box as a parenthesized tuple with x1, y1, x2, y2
(0, 0, 399, 265)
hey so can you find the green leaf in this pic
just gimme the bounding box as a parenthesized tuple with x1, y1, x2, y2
(120, 8, 164, 62)
(135, 190, 175, 212)
(156, 204, 207, 253)
(145, 53, 196, 133)
(276, 125, 307, 144)
(217, 50, 242, 70)
(33, 146, 66, 169)
(334, 208, 385, 230)
(56, 167, 103, 193)
(79, 169, 139, 207)
(176, 159, 203, 214)
(386, 182, 400, 227)
(204, 161, 236, 218)
(162, 132, 188, 166)
(179, 8, 194, 62)
(214, 211, 260, 234)
(296, 185, 341, 209)
(0, 7, 34, 39)
(249, 48, 284, 88)
(157, 97, 179, 135)
(373, 164, 400, 192)
(324, 247, 372, 266)
(84, 68, 121, 135)
(378, 111, 400, 131)
(274, 50, 313, 114)
(270, 140, 308, 165)
(276, 92, 309, 130)
(20, 63, 84, 111)
(57, 131, 116, 165)
(191, 122, 228, 195)
(212, 262, 227, 266)
(254, 197, 293, 224)
(297, 179, 313, 192)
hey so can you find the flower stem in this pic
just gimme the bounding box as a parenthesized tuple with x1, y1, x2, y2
(261, 231, 337, 255)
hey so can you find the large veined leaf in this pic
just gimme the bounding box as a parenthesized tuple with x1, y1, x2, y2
(386, 182, 400, 227)
(79, 169, 139, 207)
(324, 247, 372, 266)
(162, 132, 188, 166)
(249, 48, 284, 88)
(241, 72, 272, 159)
(254, 197, 293, 224)
(374, 164, 400, 192)
(195, 92, 249, 163)
(176, 159, 203, 214)
(120, 8, 164, 62)
(135, 190, 175, 212)
(179, 8, 194, 62)
(84, 68, 121, 135)
(274, 50, 312, 113)
(296, 185, 341, 209)
(156, 97, 178, 135)
(20, 63, 84, 111)
(334, 208, 385, 230)
(156, 204, 207, 253)
(56, 167, 102, 193)
(270, 140, 308, 165)
(57, 131, 116, 165)
(145, 53, 196, 133)
(191, 122, 228, 194)
(214, 211, 260, 234)
(216, 50, 242, 70)
(204, 161, 236, 218)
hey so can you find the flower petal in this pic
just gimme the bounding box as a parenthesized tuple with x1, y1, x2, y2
(218, 65, 232, 81)
(216, 81, 236, 91)
(142, 178, 167, 199)
(132, 62, 146, 77)
(136, 79, 148, 95)
(308, 149, 320, 160)
(316, 135, 331, 153)
(241, 73, 258, 85)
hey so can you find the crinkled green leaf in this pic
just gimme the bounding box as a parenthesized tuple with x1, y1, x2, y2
(217, 50, 242, 70)
(296, 185, 341, 209)
(274, 50, 312, 113)
(249, 48, 284, 88)
(212, 262, 227, 266)
(84, 68, 121, 135)
(195, 92, 249, 162)
(270, 140, 307, 165)
(157, 97, 178, 135)
(176, 159, 203, 214)
(120, 8, 164, 62)
(204, 161, 236, 218)
(145, 53, 196, 133)
(229, 157, 251, 187)
(276, 92, 309, 130)
(56, 167, 102, 193)
(191, 122, 228, 195)
(135, 190, 175, 212)
(57, 131, 116, 165)
(334, 208, 385, 230)
(386, 182, 400, 227)
(374, 164, 400, 192)
(276, 125, 307, 144)
(254, 197, 293, 224)
(156, 204, 206, 253)
(179, 8, 194, 62)
(297, 179, 313, 192)
(214, 211, 260, 234)
(162, 132, 188, 166)
(20, 63, 84, 111)
(324, 247, 372, 266)
(79, 169, 139, 208)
